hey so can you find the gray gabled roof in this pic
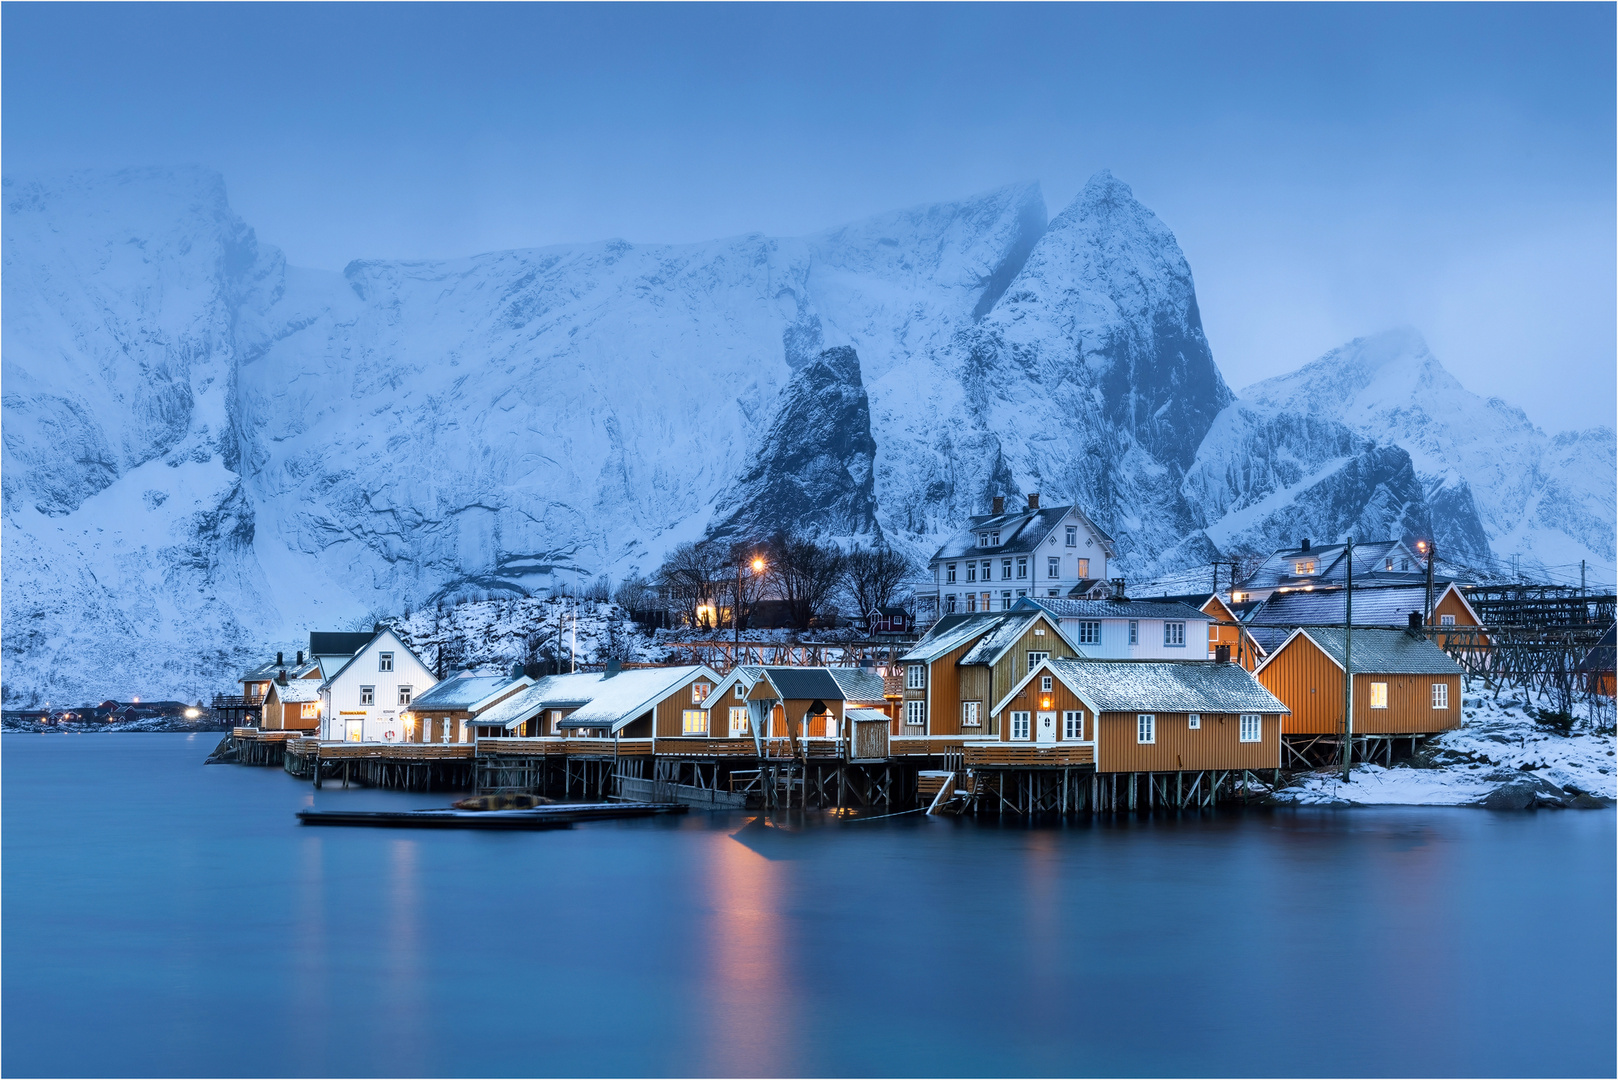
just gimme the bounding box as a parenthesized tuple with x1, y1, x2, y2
(999, 657, 1288, 716)
(757, 667, 846, 701)
(825, 668, 889, 702)
(1013, 596, 1208, 621)
(1243, 583, 1475, 629)
(899, 612, 1013, 664)
(1263, 628, 1465, 677)
(1236, 540, 1431, 594)
(929, 504, 1115, 563)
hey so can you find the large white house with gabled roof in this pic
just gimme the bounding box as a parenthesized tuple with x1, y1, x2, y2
(921, 494, 1116, 622)
(318, 628, 438, 743)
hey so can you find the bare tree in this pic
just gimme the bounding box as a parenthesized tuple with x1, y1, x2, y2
(723, 539, 773, 632)
(768, 531, 847, 629)
(584, 574, 612, 603)
(655, 540, 727, 628)
(614, 572, 652, 615)
(845, 543, 913, 626)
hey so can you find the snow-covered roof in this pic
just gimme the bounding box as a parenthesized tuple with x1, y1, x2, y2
(698, 666, 764, 710)
(899, 613, 1011, 664)
(411, 673, 528, 712)
(825, 668, 888, 702)
(1260, 628, 1465, 677)
(995, 657, 1289, 717)
(1244, 583, 1476, 629)
(265, 679, 320, 704)
(845, 707, 891, 723)
(929, 504, 1114, 561)
(560, 665, 718, 731)
(1237, 540, 1432, 594)
(1014, 596, 1208, 621)
(472, 671, 610, 730)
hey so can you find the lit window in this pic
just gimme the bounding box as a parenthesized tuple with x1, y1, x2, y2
(692, 682, 712, 704)
(1188, 712, 1201, 730)
(966, 594, 977, 612)
(1047, 557, 1060, 579)
(905, 700, 926, 727)
(1386, 558, 1394, 571)
(1370, 682, 1389, 709)
(1063, 711, 1083, 739)
(398, 685, 412, 706)
(360, 686, 375, 706)
(379, 652, 394, 672)
(1164, 622, 1186, 647)
(1065, 526, 1077, 547)
(728, 707, 749, 736)
(1128, 620, 1138, 645)
(1294, 560, 1317, 575)
(1078, 622, 1100, 645)
(682, 709, 708, 735)
(1440, 614, 1455, 626)
(1239, 714, 1261, 742)
(1137, 714, 1156, 744)
(1431, 683, 1449, 710)
(300, 702, 319, 720)
(906, 665, 925, 690)
(1017, 557, 1028, 579)
(1011, 711, 1030, 739)
(962, 701, 981, 727)
(1077, 558, 1090, 578)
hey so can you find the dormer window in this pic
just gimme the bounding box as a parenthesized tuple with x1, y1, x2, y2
(990, 532, 1000, 546)
(1294, 560, 1317, 575)
(379, 652, 394, 672)
(978, 533, 989, 547)
(1386, 558, 1394, 571)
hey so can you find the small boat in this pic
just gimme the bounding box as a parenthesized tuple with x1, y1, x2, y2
(451, 793, 554, 811)
(296, 800, 688, 830)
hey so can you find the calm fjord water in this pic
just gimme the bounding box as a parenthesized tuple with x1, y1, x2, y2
(3, 734, 1613, 1078)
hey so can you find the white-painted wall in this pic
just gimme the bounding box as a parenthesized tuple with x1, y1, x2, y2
(318, 630, 439, 742)
(929, 509, 1112, 616)
(1056, 616, 1211, 660)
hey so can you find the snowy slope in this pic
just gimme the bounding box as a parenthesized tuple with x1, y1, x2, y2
(1241, 328, 1615, 576)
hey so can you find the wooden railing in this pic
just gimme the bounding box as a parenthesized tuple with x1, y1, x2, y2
(563, 737, 654, 756)
(655, 737, 760, 757)
(288, 737, 320, 756)
(964, 742, 1094, 767)
(476, 737, 565, 755)
(890, 735, 967, 756)
(317, 742, 475, 760)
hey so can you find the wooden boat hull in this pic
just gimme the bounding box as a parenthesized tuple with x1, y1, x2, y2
(295, 801, 688, 830)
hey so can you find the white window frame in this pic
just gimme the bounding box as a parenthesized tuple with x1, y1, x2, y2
(1188, 712, 1201, 730)
(734, 683, 746, 699)
(682, 709, 709, 735)
(990, 532, 1000, 545)
(1027, 651, 1049, 673)
(946, 563, 957, 583)
(1077, 557, 1089, 578)
(728, 706, 749, 736)
(906, 664, 925, 690)
(300, 701, 319, 720)
(1164, 622, 1186, 647)
(1001, 590, 1012, 610)
(1040, 675, 1053, 692)
(978, 533, 989, 547)
(962, 701, 981, 727)
(360, 685, 375, 706)
(378, 652, 394, 672)
(1431, 682, 1450, 709)
(1065, 526, 1077, 547)
(1001, 558, 1012, 580)
(1078, 621, 1100, 645)
(1017, 557, 1028, 579)
(1063, 710, 1083, 740)
(1137, 714, 1156, 744)
(692, 682, 712, 704)
(1440, 614, 1456, 626)
(1239, 714, 1261, 742)
(904, 700, 927, 727)
(945, 594, 958, 614)
(398, 685, 412, 706)
(1128, 620, 1138, 645)
(1370, 681, 1389, 709)
(1011, 711, 1031, 740)
(966, 563, 977, 583)
(1047, 556, 1060, 580)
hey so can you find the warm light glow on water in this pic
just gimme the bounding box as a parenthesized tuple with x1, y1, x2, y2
(2, 734, 1613, 1077)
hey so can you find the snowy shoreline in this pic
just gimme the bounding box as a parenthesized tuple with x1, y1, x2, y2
(1273, 688, 1616, 809)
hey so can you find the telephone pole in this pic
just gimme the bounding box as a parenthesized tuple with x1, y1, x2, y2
(1424, 539, 1436, 623)
(1342, 537, 1355, 782)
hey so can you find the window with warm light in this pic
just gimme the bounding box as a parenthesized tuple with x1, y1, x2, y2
(729, 707, 749, 736)
(300, 702, 319, 720)
(692, 682, 712, 704)
(1369, 682, 1389, 709)
(682, 709, 708, 735)
(1077, 558, 1089, 578)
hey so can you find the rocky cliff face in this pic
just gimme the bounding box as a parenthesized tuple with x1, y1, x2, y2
(707, 346, 879, 545)
(3, 167, 1606, 705)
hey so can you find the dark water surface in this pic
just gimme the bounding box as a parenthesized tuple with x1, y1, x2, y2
(4, 734, 1613, 1077)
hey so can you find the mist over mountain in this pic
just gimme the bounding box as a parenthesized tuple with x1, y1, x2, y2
(3, 167, 1611, 704)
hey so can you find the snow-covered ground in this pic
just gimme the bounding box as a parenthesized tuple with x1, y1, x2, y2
(1275, 687, 1616, 808)
(387, 597, 665, 676)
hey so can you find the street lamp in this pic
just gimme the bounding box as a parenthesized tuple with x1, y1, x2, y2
(736, 553, 765, 665)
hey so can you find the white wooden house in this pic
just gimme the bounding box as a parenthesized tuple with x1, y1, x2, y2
(318, 629, 438, 743)
(921, 494, 1116, 622)
(1011, 596, 1213, 660)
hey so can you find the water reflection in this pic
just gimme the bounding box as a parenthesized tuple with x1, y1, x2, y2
(699, 817, 801, 1075)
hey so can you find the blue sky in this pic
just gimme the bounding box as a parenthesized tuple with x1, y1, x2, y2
(5, 2, 1613, 429)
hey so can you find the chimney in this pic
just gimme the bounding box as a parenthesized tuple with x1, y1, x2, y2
(1300, 538, 1311, 552)
(1407, 610, 1423, 634)
(992, 496, 1005, 515)
(277, 670, 288, 685)
(604, 659, 623, 679)
(1215, 644, 1231, 664)
(296, 650, 304, 666)
(276, 651, 284, 666)
(1110, 577, 1127, 599)
(1027, 493, 1040, 510)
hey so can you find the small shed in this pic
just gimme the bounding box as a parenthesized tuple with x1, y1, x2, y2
(846, 708, 891, 762)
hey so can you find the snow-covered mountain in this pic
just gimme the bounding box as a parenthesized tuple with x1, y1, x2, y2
(3, 167, 1608, 705)
(1240, 328, 1614, 575)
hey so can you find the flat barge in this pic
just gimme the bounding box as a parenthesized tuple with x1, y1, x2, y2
(295, 801, 688, 830)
